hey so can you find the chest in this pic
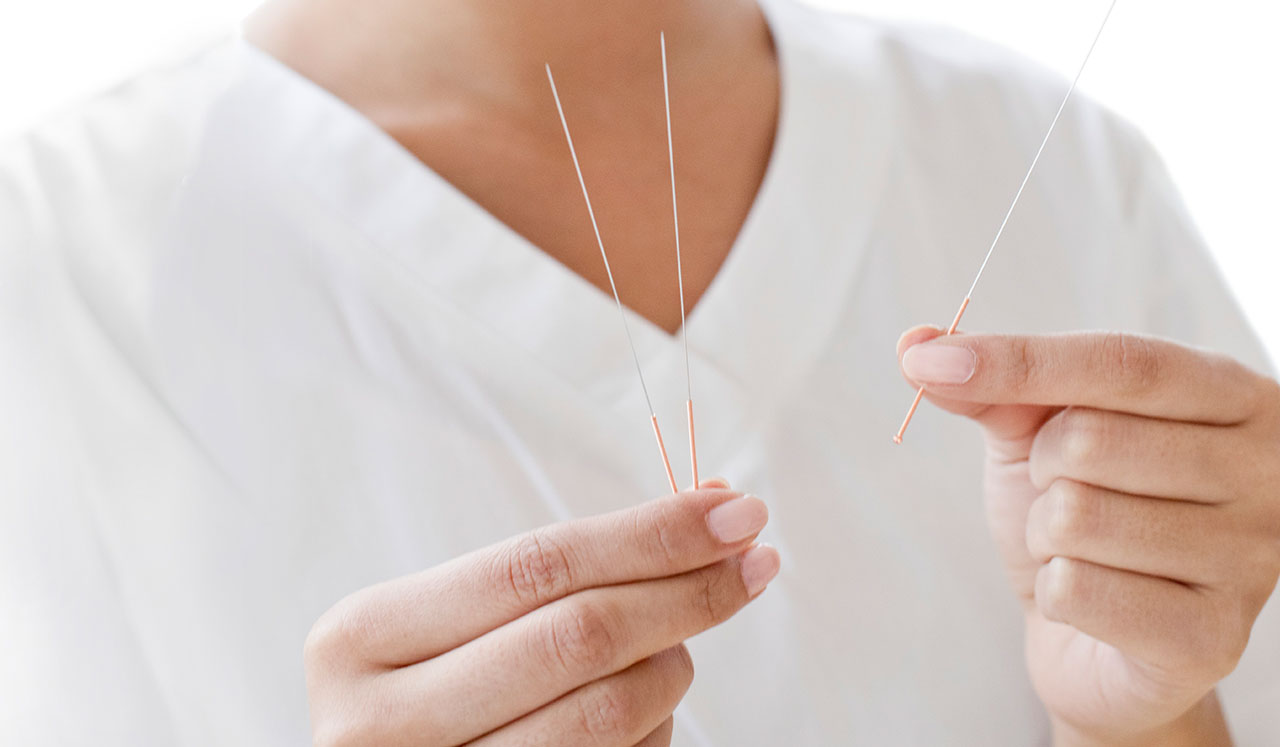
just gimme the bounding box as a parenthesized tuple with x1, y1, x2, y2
(383, 65, 780, 334)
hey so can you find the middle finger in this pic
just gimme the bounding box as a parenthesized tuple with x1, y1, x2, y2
(1029, 407, 1238, 502)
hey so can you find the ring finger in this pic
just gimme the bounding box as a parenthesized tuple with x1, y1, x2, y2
(467, 646, 693, 747)
(1025, 479, 1232, 586)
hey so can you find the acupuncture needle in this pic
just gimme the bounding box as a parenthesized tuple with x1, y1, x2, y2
(893, 0, 1120, 445)
(660, 32, 699, 491)
(546, 63, 680, 494)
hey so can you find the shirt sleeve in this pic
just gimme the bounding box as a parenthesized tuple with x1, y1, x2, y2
(1117, 125, 1279, 745)
(0, 143, 179, 745)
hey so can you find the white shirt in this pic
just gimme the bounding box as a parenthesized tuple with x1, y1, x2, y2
(2, 1, 1276, 744)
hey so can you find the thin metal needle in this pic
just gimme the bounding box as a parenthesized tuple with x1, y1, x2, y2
(893, 0, 1120, 445)
(661, 32, 699, 490)
(546, 64, 679, 493)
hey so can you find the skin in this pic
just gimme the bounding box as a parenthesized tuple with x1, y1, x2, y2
(303, 479, 781, 746)
(245, 0, 777, 333)
(244, 0, 1280, 743)
(897, 327, 1280, 745)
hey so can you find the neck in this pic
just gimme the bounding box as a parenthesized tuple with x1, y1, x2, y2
(245, 0, 767, 119)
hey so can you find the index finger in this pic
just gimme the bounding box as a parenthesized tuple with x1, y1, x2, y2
(899, 330, 1264, 424)
(312, 487, 768, 667)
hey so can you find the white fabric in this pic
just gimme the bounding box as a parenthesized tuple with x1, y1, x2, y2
(2, 1, 1276, 744)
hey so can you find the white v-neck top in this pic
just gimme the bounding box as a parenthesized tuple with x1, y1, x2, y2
(2, 1, 1277, 744)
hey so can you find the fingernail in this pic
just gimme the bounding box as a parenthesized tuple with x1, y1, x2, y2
(688, 476, 731, 491)
(706, 495, 768, 543)
(902, 343, 976, 384)
(740, 544, 780, 596)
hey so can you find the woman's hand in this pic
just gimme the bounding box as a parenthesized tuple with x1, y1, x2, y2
(897, 327, 1280, 746)
(304, 480, 778, 747)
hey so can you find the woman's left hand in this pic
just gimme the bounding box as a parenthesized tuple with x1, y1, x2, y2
(897, 327, 1280, 746)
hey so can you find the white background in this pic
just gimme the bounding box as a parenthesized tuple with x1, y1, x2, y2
(2, 0, 1275, 363)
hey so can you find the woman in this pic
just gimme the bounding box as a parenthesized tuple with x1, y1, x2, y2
(2, 0, 1278, 744)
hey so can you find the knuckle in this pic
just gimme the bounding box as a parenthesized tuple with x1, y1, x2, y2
(312, 728, 347, 747)
(311, 726, 354, 747)
(636, 499, 683, 567)
(1265, 537, 1280, 582)
(1261, 375, 1280, 409)
(578, 679, 639, 742)
(1245, 434, 1280, 499)
(1057, 408, 1104, 472)
(697, 570, 720, 623)
(1244, 541, 1280, 593)
(304, 594, 378, 666)
(309, 687, 405, 747)
(1024, 508, 1047, 561)
(312, 719, 384, 747)
(1008, 337, 1040, 391)
(1235, 545, 1280, 619)
(1036, 557, 1081, 623)
(1220, 630, 1249, 678)
(502, 530, 575, 606)
(545, 598, 621, 676)
(1103, 332, 1161, 397)
(1245, 372, 1280, 421)
(691, 563, 741, 626)
(1214, 642, 1247, 681)
(303, 614, 340, 665)
(671, 643, 695, 686)
(1045, 480, 1095, 551)
(1202, 598, 1250, 679)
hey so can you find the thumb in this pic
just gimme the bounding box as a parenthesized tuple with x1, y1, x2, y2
(897, 326, 1052, 449)
(897, 325, 987, 420)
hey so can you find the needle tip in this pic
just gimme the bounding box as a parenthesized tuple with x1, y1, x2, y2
(892, 435, 903, 445)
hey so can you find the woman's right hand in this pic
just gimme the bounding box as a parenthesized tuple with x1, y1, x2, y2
(304, 480, 779, 746)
